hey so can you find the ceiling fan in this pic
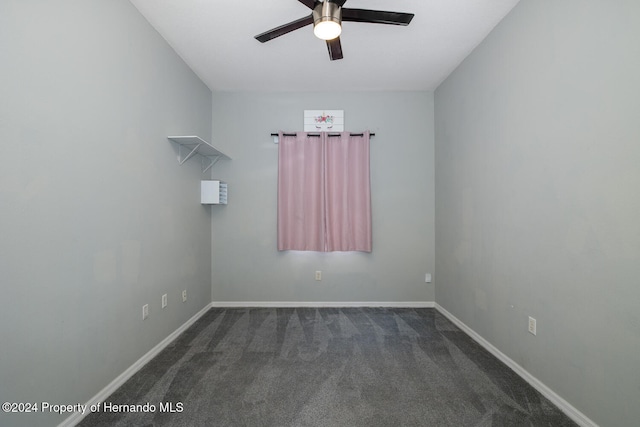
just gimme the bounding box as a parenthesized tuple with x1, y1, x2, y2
(254, 0, 414, 61)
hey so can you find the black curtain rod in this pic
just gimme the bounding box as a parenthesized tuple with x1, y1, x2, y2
(271, 132, 375, 137)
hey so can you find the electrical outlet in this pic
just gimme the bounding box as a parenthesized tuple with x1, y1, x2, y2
(142, 304, 149, 320)
(162, 294, 167, 308)
(315, 271, 322, 281)
(528, 316, 537, 335)
(182, 290, 187, 302)
(425, 273, 432, 283)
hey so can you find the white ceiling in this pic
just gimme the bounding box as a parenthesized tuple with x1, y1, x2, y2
(129, 0, 520, 92)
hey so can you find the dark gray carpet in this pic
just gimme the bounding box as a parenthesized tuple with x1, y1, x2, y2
(79, 307, 576, 426)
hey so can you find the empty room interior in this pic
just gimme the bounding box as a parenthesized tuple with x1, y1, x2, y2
(1, 1, 638, 426)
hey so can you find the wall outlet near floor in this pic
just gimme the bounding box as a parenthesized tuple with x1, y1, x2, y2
(315, 271, 322, 281)
(142, 304, 149, 320)
(425, 273, 432, 283)
(162, 294, 167, 309)
(182, 290, 187, 302)
(528, 316, 537, 335)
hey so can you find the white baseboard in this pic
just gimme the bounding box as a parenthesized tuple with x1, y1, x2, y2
(434, 303, 598, 427)
(210, 301, 435, 308)
(58, 302, 213, 427)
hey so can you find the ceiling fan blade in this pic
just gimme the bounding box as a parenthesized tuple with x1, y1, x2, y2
(298, 0, 316, 9)
(342, 8, 414, 26)
(255, 15, 314, 43)
(326, 37, 343, 61)
(333, 0, 348, 6)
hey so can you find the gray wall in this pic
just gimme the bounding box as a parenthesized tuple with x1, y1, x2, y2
(434, 1, 640, 426)
(0, 1, 212, 426)
(210, 92, 434, 303)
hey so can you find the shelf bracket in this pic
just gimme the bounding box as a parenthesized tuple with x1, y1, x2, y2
(201, 156, 221, 174)
(178, 143, 202, 165)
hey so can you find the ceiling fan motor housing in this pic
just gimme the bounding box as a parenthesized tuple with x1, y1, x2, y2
(313, 1, 342, 40)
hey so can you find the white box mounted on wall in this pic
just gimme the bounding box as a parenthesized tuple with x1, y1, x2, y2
(201, 180, 227, 205)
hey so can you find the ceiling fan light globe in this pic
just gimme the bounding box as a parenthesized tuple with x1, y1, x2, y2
(314, 21, 341, 40)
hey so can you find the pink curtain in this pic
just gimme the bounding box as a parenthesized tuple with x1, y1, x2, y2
(277, 132, 325, 251)
(277, 131, 371, 252)
(324, 132, 372, 252)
